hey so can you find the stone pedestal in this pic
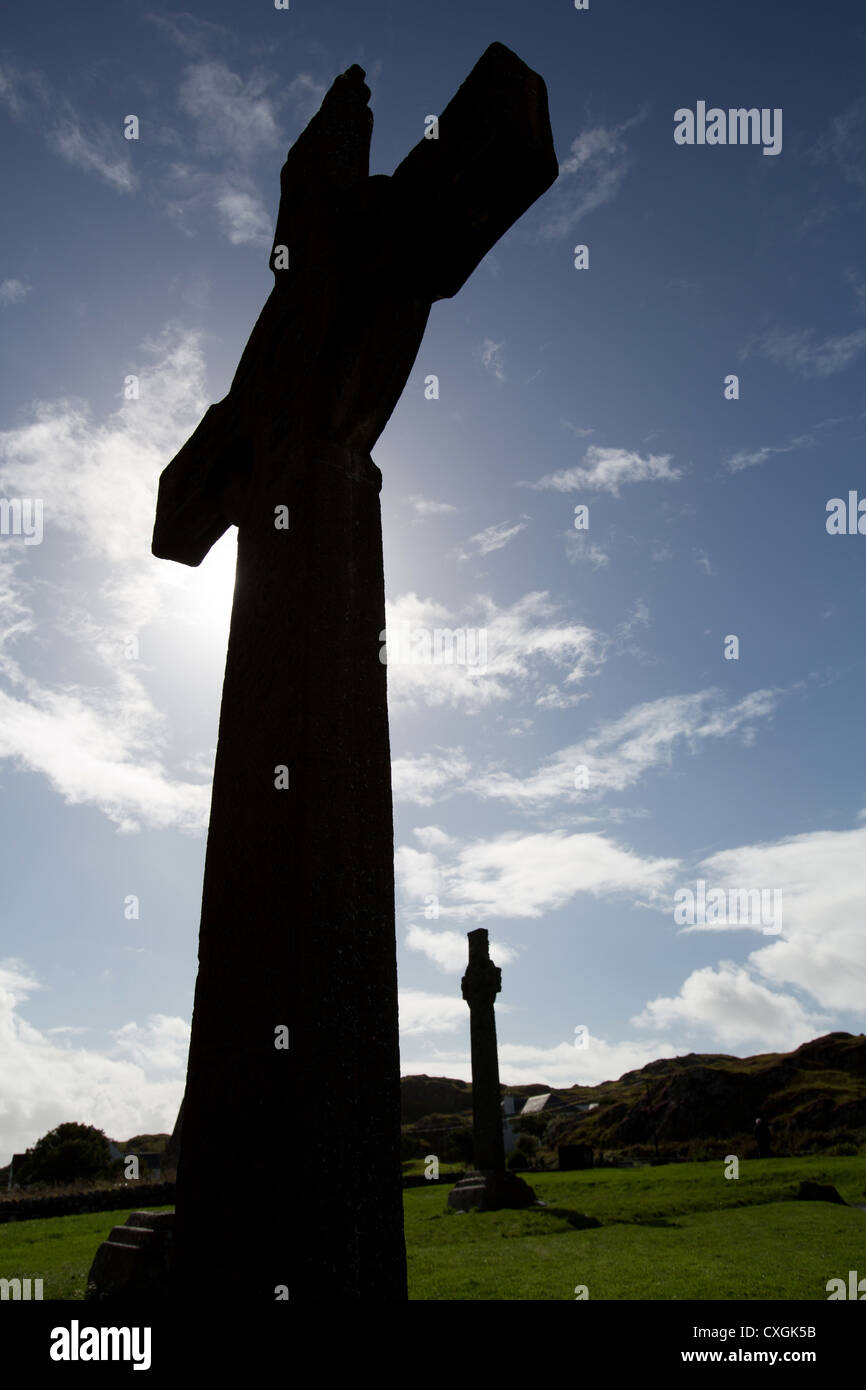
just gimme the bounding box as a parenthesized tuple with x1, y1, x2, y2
(448, 1170, 536, 1212)
(85, 1210, 174, 1301)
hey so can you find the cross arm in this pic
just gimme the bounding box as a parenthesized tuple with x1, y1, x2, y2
(390, 42, 559, 301)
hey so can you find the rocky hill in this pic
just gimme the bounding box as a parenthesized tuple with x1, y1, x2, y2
(402, 1033, 866, 1160)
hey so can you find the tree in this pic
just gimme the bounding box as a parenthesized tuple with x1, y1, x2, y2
(23, 1122, 112, 1185)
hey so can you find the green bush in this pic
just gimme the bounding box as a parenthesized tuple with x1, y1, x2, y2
(22, 1123, 112, 1186)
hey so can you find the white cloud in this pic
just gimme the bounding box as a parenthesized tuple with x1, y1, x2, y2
(539, 113, 645, 239)
(395, 844, 442, 903)
(724, 433, 814, 473)
(397, 827, 678, 924)
(812, 95, 866, 189)
(398, 989, 467, 1037)
(0, 961, 184, 1163)
(146, 11, 234, 58)
(632, 962, 828, 1050)
(0, 279, 31, 305)
(405, 494, 457, 518)
(565, 530, 609, 569)
(406, 924, 517, 973)
(524, 445, 682, 495)
(215, 186, 272, 245)
(479, 338, 505, 382)
(0, 325, 233, 832)
(50, 110, 138, 192)
(455, 517, 529, 562)
(400, 1032, 685, 1087)
(701, 825, 866, 1014)
(111, 1014, 190, 1071)
(286, 72, 327, 123)
(474, 688, 779, 810)
(178, 60, 282, 160)
(694, 548, 715, 577)
(384, 591, 605, 715)
(391, 750, 470, 805)
(742, 325, 866, 379)
(0, 65, 136, 193)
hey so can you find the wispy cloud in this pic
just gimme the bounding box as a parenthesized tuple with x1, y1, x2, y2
(479, 338, 506, 382)
(454, 517, 529, 562)
(178, 60, 282, 160)
(561, 419, 594, 439)
(405, 494, 457, 519)
(383, 591, 605, 715)
(741, 325, 866, 379)
(286, 72, 328, 124)
(472, 688, 780, 810)
(523, 445, 682, 495)
(0, 325, 233, 832)
(693, 548, 715, 577)
(723, 432, 814, 473)
(146, 11, 235, 58)
(0, 63, 137, 193)
(391, 750, 471, 806)
(565, 530, 609, 569)
(405, 924, 517, 973)
(396, 826, 678, 923)
(214, 186, 272, 245)
(0, 278, 31, 305)
(539, 112, 645, 239)
(812, 95, 866, 189)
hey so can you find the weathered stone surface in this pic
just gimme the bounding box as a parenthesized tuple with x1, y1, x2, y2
(150, 46, 556, 1302)
(448, 1169, 536, 1213)
(85, 1211, 174, 1302)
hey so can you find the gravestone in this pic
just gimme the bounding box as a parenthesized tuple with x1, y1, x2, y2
(142, 45, 555, 1301)
(448, 929, 536, 1211)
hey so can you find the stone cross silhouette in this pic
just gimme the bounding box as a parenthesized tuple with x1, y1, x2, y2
(448, 928, 535, 1211)
(152, 43, 556, 1302)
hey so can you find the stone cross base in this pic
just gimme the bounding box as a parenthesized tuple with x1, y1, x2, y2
(447, 1170, 536, 1212)
(85, 1210, 174, 1301)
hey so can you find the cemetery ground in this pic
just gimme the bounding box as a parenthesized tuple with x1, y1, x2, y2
(2, 1154, 864, 1300)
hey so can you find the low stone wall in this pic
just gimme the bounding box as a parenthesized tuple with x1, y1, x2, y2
(0, 1181, 176, 1224)
(1, 1171, 463, 1221)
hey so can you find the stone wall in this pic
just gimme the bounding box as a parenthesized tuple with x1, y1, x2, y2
(0, 1181, 176, 1223)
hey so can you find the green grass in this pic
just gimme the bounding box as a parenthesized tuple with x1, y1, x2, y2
(0, 1205, 174, 1301)
(2, 1156, 864, 1300)
(404, 1156, 866, 1299)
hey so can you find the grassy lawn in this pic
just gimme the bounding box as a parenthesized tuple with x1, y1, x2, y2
(0, 1205, 174, 1301)
(2, 1156, 864, 1300)
(404, 1156, 866, 1300)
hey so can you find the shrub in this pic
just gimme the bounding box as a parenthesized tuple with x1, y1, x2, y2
(22, 1123, 112, 1186)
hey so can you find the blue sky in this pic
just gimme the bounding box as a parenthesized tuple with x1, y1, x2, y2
(1, 0, 866, 1162)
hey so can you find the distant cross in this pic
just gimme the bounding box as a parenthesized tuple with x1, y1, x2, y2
(448, 928, 535, 1211)
(153, 44, 556, 1301)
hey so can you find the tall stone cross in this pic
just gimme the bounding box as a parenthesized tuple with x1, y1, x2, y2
(448, 928, 535, 1211)
(152, 44, 556, 1301)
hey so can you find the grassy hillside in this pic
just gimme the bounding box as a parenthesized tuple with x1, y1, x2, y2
(403, 1033, 866, 1163)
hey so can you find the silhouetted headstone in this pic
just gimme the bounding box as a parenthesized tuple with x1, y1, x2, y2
(558, 1144, 594, 1171)
(448, 929, 536, 1211)
(146, 46, 556, 1300)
